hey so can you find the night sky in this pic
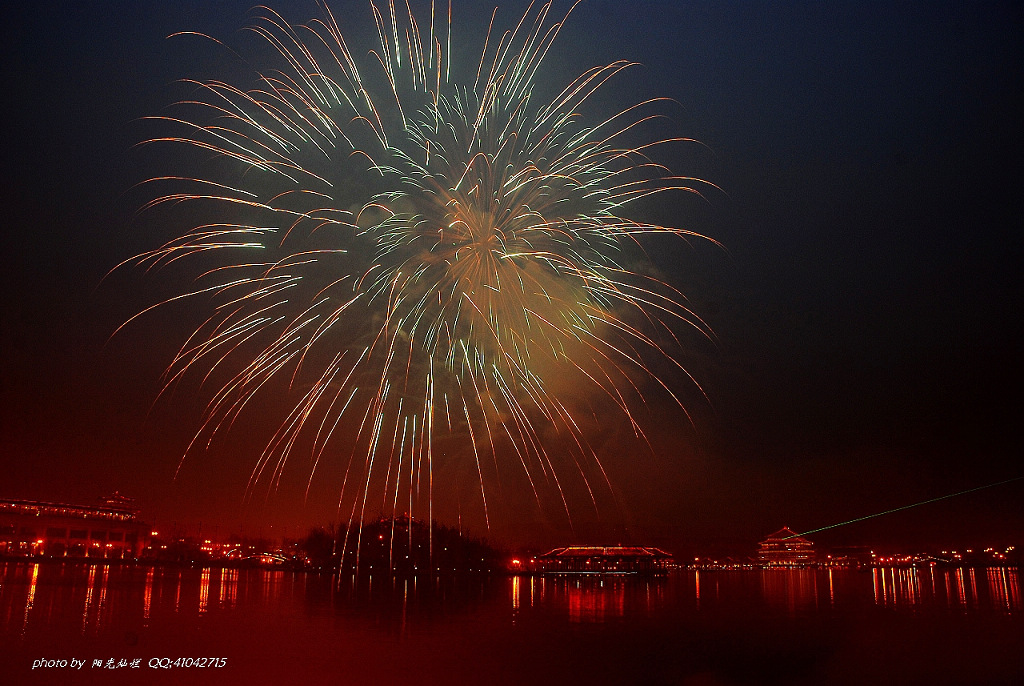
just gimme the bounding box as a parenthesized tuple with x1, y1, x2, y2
(3, 0, 1021, 553)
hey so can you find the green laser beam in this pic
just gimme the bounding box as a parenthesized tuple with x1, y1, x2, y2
(791, 475, 1024, 539)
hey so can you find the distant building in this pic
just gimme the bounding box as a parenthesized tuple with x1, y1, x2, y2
(530, 546, 672, 574)
(757, 527, 815, 566)
(825, 545, 873, 568)
(0, 493, 149, 559)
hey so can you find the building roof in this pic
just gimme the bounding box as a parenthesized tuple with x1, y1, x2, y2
(0, 496, 139, 521)
(538, 546, 672, 560)
(760, 527, 812, 545)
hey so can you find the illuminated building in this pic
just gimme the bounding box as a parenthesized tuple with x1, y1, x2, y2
(757, 527, 815, 567)
(0, 493, 149, 559)
(826, 545, 873, 568)
(531, 546, 672, 574)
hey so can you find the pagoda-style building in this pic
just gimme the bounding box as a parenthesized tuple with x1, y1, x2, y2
(757, 527, 815, 567)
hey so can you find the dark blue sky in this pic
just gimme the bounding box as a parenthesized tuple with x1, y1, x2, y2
(3, 1, 1021, 550)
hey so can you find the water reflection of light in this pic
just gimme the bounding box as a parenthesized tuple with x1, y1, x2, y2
(143, 568, 153, 627)
(1, 561, 1022, 661)
(1, 564, 10, 628)
(261, 571, 287, 605)
(401, 579, 409, 636)
(565, 578, 626, 623)
(199, 568, 211, 615)
(1006, 568, 1021, 612)
(694, 570, 701, 609)
(82, 565, 97, 635)
(871, 566, 1023, 612)
(986, 568, 1021, 613)
(901, 568, 920, 605)
(219, 568, 238, 609)
(20, 563, 39, 639)
(968, 568, 979, 609)
(95, 565, 109, 632)
(873, 567, 920, 606)
(760, 569, 818, 615)
(514, 576, 667, 623)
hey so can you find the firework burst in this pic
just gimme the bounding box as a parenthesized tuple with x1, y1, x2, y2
(120, 0, 717, 545)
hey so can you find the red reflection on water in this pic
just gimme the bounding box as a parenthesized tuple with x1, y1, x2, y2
(760, 568, 819, 615)
(955, 567, 967, 606)
(694, 569, 701, 609)
(20, 563, 38, 640)
(2, 564, 1024, 685)
(143, 567, 153, 627)
(81, 564, 98, 635)
(969, 568, 979, 609)
(871, 566, 1023, 611)
(219, 568, 238, 609)
(95, 564, 108, 633)
(987, 567, 1022, 613)
(516, 575, 666, 623)
(199, 568, 211, 615)
(874, 567, 923, 606)
(564, 579, 626, 623)
(173, 568, 181, 613)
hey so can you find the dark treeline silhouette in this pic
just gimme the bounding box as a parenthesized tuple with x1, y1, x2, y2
(299, 515, 504, 574)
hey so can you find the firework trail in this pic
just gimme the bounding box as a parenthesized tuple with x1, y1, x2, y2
(119, 0, 716, 550)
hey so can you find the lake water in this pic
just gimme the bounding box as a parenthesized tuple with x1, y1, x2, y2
(2, 561, 1022, 685)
